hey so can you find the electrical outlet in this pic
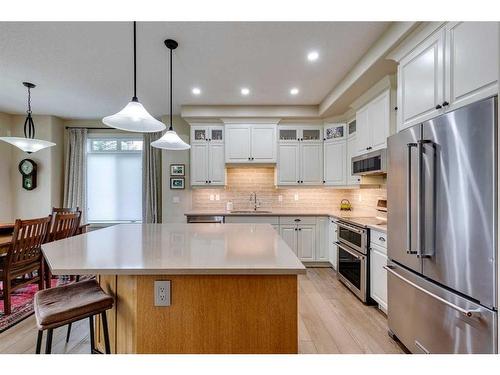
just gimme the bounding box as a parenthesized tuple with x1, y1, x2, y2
(294, 193, 299, 201)
(278, 195, 283, 202)
(154, 280, 171, 307)
(215, 194, 220, 201)
(209, 194, 215, 201)
(172, 196, 180, 203)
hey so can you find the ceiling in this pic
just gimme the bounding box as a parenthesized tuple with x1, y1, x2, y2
(0, 22, 390, 119)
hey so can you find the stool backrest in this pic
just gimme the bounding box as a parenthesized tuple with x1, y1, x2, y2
(47, 211, 81, 242)
(9, 216, 52, 268)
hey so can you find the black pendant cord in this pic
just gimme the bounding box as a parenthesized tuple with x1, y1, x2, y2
(169, 45, 173, 131)
(23, 86, 35, 139)
(132, 21, 138, 102)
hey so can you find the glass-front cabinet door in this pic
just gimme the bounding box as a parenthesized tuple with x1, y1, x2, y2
(348, 120, 356, 137)
(210, 126, 224, 143)
(191, 126, 207, 143)
(302, 128, 322, 141)
(279, 127, 298, 142)
(324, 123, 346, 141)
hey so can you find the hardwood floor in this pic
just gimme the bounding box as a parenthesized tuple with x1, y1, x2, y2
(0, 268, 403, 354)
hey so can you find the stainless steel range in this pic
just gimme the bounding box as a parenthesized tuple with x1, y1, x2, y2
(336, 220, 370, 303)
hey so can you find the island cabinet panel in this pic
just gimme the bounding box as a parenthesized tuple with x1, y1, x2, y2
(98, 274, 299, 354)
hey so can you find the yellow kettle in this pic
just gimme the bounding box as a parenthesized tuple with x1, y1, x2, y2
(340, 199, 352, 211)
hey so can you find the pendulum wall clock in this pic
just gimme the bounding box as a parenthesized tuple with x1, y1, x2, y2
(18, 158, 37, 190)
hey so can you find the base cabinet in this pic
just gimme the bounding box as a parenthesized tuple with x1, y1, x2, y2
(370, 240, 388, 313)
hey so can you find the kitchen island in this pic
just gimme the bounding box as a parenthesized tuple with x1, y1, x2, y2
(42, 223, 306, 354)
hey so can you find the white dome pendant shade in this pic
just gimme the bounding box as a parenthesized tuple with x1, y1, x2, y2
(0, 82, 56, 154)
(151, 39, 190, 151)
(102, 99, 165, 132)
(102, 21, 165, 133)
(151, 130, 190, 150)
(0, 137, 56, 153)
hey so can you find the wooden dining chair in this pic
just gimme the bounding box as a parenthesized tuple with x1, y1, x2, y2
(44, 211, 81, 288)
(0, 216, 51, 315)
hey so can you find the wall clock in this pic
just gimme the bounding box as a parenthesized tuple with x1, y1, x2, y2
(18, 158, 37, 190)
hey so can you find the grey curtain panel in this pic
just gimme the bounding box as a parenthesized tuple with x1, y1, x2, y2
(142, 132, 163, 223)
(63, 128, 88, 223)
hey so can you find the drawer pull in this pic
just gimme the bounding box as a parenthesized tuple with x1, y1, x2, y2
(379, 236, 386, 242)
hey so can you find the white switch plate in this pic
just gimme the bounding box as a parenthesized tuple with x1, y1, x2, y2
(172, 196, 180, 203)
(209, 194, 215, 201)
(294, 193, 299, 201)
(215, 194, 220, 201)
(154, 280, 171, 307)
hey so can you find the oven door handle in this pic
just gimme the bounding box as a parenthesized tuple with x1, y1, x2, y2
(384, 265, 482, 318)
(336, 242, 364, 260)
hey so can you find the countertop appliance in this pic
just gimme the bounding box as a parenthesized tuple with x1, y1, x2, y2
(336, 220, 370, 303)
(186, 215, 225, 224)
(352, 148, 386, 176)
(386, 96, 498, 354)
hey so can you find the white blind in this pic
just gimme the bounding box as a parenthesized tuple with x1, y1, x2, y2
(86, 137, 143, 223)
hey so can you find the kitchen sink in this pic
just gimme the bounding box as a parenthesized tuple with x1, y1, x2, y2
(230, 210, 273, 214)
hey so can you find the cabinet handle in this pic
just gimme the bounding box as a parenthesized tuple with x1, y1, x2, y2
(205, 181, 208, 184)
(294, 228, 298, 231)
(435, 104, 442, 110)
(323, 180, 325, 183)
(379, 236, 386, 242)
(323, 138, 326, 141)
(294, 219, 301, 222)
(297, 180, 300, 183)
(394, 106, 398, 111)
(298, 228, 302, 231)
(442, 101, 449, 107)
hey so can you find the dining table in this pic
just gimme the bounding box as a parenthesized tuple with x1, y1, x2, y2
(0, 223, 15, 256)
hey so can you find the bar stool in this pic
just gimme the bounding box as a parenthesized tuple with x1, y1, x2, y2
(34, 279, 114, 354)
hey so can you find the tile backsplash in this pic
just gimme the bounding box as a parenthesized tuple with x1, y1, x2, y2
(191, 167, 386, 215)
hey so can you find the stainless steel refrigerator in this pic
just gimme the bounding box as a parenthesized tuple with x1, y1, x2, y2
(387, 96, 498, 354)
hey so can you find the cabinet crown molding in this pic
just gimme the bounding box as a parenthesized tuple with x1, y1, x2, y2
(221, 118, 281, 125)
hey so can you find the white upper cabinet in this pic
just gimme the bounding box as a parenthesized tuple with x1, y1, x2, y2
(323, 140, 346, 186)
(277, 125, 323, 186)
(190, 125, 225, 186)
(445, 22, 499, 111)
(225, 124, 276, 163)
(225, 125, 252, 162)
(300, 143, 323, 185)
(395, 22, 498, 131)
(398, 28, 445, 131)
(346, 134, 360, 186)
(277, 143, 300, 184)
(355, 89, 391, 155)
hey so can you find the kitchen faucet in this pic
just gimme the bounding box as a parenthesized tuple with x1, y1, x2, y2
(249, 192, 260, 211)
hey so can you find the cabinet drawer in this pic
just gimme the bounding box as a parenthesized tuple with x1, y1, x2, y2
(370, 242, 387, 256)
(279, 216, 317, 225)
(370, 229, 387, 249)
(224, 216, 279, 225)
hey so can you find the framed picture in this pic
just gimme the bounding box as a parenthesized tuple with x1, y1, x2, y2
(170, 177, 185, 189)
(170, 164, 185, 176)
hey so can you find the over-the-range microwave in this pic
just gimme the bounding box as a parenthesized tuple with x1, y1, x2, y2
(352, 148, 387, 176)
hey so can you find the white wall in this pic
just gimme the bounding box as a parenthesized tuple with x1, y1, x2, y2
(0, 113, 13, 222)
(160, 116, 192, 223)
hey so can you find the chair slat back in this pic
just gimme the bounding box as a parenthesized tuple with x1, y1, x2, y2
(47, 212, 81, 242)
(9, 216, 52, 267)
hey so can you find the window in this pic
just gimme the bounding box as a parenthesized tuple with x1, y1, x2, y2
(86, 136, 143, 223)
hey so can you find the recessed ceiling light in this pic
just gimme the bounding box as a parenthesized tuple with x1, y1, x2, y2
(192, 87, 201, 95)
(290, 88, 299, 95)
(307, 51, 319, 62)
(241, 87, 250, 96)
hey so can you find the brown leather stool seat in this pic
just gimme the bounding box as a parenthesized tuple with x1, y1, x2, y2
(33, 279, 113, 354)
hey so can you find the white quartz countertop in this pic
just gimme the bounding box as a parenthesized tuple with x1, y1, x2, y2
(42, 223, 306, 276)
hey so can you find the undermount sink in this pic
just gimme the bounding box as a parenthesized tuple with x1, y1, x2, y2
(230, 210, 272, 214)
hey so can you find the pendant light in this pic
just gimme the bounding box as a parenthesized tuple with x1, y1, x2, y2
(0, 82, 56, 153)
(102, 22, 165, 133)
(151, 39, 191, 150)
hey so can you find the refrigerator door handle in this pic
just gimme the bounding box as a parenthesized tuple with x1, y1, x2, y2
(418, 139, 434, 258)
(406, 142, 417, 255)
(384, 265, 482, 318)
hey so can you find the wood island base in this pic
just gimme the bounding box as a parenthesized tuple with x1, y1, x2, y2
(95, 274, 298, 354)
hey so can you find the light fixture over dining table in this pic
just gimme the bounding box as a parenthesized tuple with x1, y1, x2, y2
(0, 82, 56, 153)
